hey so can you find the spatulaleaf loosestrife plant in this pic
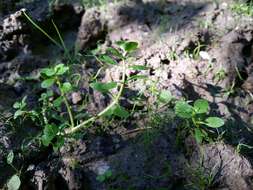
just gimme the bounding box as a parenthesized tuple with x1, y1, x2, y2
(175, 99, 225, 143)
(12, 40, 141, 150)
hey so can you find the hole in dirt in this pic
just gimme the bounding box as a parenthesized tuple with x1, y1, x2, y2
(242, 43, 252, 58)
(161, 59, 170, 65)
(149, 68, 155, 75)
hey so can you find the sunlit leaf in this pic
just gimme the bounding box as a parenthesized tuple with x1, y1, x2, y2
(158, 90, 173, 103)
(194, 99, 209, 114)
(41, 78, 55, 88)
(175, 100, 193, 119)
(205, 117, 224, 128)
(7, 175, 21, 190)
(61, 82, 72, 93)
(7, 151, 14, 165)
(55, 64, 69, 75)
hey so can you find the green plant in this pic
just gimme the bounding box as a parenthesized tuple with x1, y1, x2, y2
(17, 10, 148, 150)
(230, 0, 253, 16)
(6, 151, 22, 190)
(96, 170, 113, 182)
(11, 40, 142, 150)
(175, 99, 225, 143)
(214, 68, 226, 82)
(236, 142, 253, 154)
(185, 163, 217, 190)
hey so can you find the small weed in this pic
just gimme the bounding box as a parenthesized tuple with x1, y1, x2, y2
(214, 68, 226, 82)
(96, 170, 113, 183)
(185, 163, 217, 190)
(175, 99, 224, 143)
(6, 151, 22, 190)
(230, 0, 253, 16)
(236, 142, 253, 154)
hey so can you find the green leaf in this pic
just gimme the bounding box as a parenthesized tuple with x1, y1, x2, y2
(194, 128, 203, 144)
(127, 75, 147, 81)
(194, 99, 209, 114)
(129, 65, 149, 71)
(53, 96, 63, 107)
(53, 136, 64, 152)
(106, 47, 123, 58)
(7, 175, 21, 190)
(14, 110, 25, 120)
(175, 101, 193, 119)
(7, 151, 14, 165)
(41, 68, 55, 77)
(61, 82, 72, 93)
(99, 54, 117, 65)
(205, 117, 225, 128)
(41, 78, 55, 88)
(90, 82, 117, 93)
(158, 90, 173, 103)
(54, 64, 69, 75)
(117, 41, 138, 53)
(13, 102, 21, 109)
(41, 124, 58, 146)
(113, 105, 130, 118)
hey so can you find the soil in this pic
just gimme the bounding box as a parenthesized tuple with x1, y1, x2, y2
(1, 0, 253, 190)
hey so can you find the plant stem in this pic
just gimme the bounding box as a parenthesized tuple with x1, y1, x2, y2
(65, 58, 127, 134)
(56, 78, 75, 128)
(22, 10, 62, 49)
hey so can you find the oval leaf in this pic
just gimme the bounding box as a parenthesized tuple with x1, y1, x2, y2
(175, 100, 193, 119)
(205, 117, 224, 128)
(41, 78, 55, 88)
(158, 90, 173, 103)
(113, 105, 129, 118)
(99, 55, 117, 65)
(55, 64, 69, 75)
(106, 47, 123, 58)
(41, 124, 58, 146)
(194, 128, 203, 144)
(7, 175, 21, 190)
(61, 82, 72, 93)
(7, 151, 14, 165)
(194, 99, 209, 114)
(90, 82, 117, 93)
(41, 68, 55, 77)
(123, 41, 138, 52)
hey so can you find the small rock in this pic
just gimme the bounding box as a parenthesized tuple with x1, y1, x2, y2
(71, 92, 82, 104)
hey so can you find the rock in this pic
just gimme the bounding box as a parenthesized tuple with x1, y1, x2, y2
(191, 143, 253, 190)
(0, 9, 28, 61)
(76, 8, 106, 51)
(213, 29, 252, 89)
(71, 92, 82, 104)
(242, 76, 253, 92)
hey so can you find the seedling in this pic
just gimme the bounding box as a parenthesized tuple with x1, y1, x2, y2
(236, 143, 253, 154)
(12, 39, 142, 150)
(214, 68, 226, 82)
(230, 0, 253, 16)
(6, 151, 21, 190)
(96, 170, 113, 182)
(175, 99, 224, 143)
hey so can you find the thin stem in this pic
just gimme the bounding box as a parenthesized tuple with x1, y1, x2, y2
(22, 10, 62, 49)
(65, 58, 127, 134)
(51, 19, 70, 58)
(56, 78, 75, 128)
